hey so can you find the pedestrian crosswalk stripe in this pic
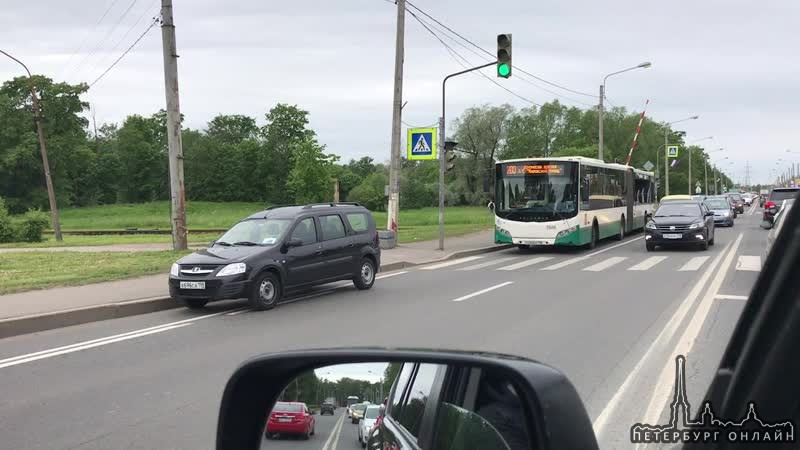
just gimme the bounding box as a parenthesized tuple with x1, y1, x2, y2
(679, 256, 709, 271)
(457, 257, 518, 271)
(736, 255, 761, 271)
(420, 256, 483, 270)
(496, 256, 553, 271)
(583, 257, 627, 272)
(540, 256, 589, 271)
(627, 256, 668, 271)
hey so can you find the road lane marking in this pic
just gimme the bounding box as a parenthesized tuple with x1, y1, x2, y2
(0, 323, 191, 369)
(678, 256, 709, 271)
(376, 270, 408, 279)
(322, 411, 345, 450)
(0, 307, 245, 367)
(225, 309, 249, 316)
(451, 282, 514, 302)
(627, 256, 668, 271)
(592, 239, 733, 437)
(583, 257, 627, 272)
(715, 294, 748, 300)
(496, 256, 553, 271)
(736, 255, 761, 271)
(541, 236, 642, 271)
(638, 233, 743, 432)
(420, 256, 483, 270)
(748, 204, 757, 216)
(457, 257, 518, 271)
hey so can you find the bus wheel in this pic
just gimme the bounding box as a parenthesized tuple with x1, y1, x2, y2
(587, 223, 598, 249)
(615, 216, 625, 241)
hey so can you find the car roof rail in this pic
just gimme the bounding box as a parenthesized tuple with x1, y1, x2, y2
(265, 204, 298, 210)
(301, 202, 361, 209)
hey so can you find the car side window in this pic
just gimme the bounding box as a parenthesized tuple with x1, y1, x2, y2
(319, 214, 346, 240)
(289, 217, 317, 245)
(397, 363, 440, 438)
(345, 212, 369, 233)
(433, 402, 511, 450)
(389, 363, 415, 416)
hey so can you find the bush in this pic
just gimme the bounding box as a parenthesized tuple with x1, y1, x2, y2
(0, 198, 15, 243)
(17, 209, 50, 243)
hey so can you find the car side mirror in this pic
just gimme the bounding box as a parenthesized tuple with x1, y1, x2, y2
(705, 211, 715, 217)
(286, 238, 303, 248)
(217, 348, 599, 450)
(209, 240, 216, 247)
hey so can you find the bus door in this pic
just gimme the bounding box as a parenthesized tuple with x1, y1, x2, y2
(625, 169, 634, 233)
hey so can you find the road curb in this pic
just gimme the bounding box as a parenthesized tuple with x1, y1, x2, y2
(379, 243, 514, 273)
(0, 296, 178, 339)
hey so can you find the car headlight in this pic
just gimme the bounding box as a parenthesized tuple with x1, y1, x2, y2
(722, 211, 730, 217)
(646, 221, 657, 230)
(689, 221, 703, 229)
(217, 262, 247, 276)
(170, 263, 179, 277)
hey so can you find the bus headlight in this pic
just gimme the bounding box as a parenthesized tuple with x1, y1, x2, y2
(496, 227, 511, 237)
(555, 226, 577, 238)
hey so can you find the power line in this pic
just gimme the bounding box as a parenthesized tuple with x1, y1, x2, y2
(407, 10, 541, 107)
(405, 1, 595, 98)
(85, 0, 159, 79)
(69, 0, 141, 80)
(58, 0, 124, 78)
(89, 16, 159, 88)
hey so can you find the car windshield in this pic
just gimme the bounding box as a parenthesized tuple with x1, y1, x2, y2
(216, 218, 291, 246)
(729, 194, 742, 201)
(273, 403, 302, 413)
(704, 199, 729, 209)
(654, 204, 700, 217)
(364, 406, 380, 419)
(352, 404, 367, 412)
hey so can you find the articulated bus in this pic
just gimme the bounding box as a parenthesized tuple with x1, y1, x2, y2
(493, 157, 656, 248)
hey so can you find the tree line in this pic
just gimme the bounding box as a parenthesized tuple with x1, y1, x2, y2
(1, 75, 734, 215)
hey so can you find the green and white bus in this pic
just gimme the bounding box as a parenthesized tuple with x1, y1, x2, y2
(492, 157, 656, 248)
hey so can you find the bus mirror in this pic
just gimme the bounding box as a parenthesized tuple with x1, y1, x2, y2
(488, 201, 495, 212)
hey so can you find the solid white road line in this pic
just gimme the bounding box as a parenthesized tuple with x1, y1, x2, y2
(541, 236, 643, 271)
(457, 257, 518, 271)
(0, 323, 191, 369)
(715, 294, 748, 300)
(322, 411, 345, 450)
(420, 256, 483, 270)
(376, 270, 408, 279)
(0, 307, 246, 367)
(736, 255, 761, 271)
(638, 233, 743, 430)
(592, 239, 732, 436)
(496, 256, 553, 271)
(451, 282, 514, 302)
(748, 204, 757, 216)
(627, 256, 668, 271)
(678, 256, 709, 271)
(582, 257, 627, 272)
(225, 309, 249, 316)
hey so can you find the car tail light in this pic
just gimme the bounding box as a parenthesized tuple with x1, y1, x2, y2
(765, 201, 775, 209)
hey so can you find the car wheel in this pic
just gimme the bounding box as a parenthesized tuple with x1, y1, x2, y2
(646, 242, 655, 252)
(615, 217, 625, 240)
(265, 432, 272, 440)
(699, 238, 709, 251)
(709, 230, 715, 245)
(302, 430, 310, 440)
(353, 257, 376, 290)
(587, 223, 598, 249)
(182, 298, 208, 309)
(310, 426, 315, 436)
(249, 272, 280, 310)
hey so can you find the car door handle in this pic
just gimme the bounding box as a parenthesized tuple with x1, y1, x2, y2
(314, 247, 324, 256)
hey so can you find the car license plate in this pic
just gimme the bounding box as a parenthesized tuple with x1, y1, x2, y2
(663, 233, 682, 239)
(278, 418, 291, 422)
(180, 281, 205, 289)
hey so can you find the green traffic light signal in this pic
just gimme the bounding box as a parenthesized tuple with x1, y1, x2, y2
(497, 63, 511, 78)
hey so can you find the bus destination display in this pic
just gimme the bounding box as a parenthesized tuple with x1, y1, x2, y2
(504, 163, 566, 176)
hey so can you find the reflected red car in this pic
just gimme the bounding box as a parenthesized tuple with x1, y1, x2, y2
(265, 401, 315, 440)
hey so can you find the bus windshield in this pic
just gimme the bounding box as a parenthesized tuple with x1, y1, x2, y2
(495, 161, 578, 221)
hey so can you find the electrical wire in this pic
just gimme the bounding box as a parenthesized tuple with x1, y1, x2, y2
(58, 0, 123, 78)
(68, 0, 141, 80)
(408, 10, 541, 107)
(405, 1, 595, 98)
(88, 16, 159, 88)
(402, 120, 438, 128)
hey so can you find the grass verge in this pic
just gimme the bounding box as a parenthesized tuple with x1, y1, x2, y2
(0, 251, 188, 295)
(0, 233, 222, 249)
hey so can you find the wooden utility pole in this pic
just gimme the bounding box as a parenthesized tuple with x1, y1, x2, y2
(160, 0, 188, 250)
(0, 49, 62, 241)
(386, 0, 405, 233)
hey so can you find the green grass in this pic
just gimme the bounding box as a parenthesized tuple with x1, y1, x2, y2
(0, 233, 223, 249)
(372, 207, 494, 243)
(0, 250, 189, 295)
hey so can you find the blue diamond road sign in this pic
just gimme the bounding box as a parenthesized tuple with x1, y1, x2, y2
(407, 128, 437, 160)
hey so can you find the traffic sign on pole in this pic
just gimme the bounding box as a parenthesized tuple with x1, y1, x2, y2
(407, 128, 437, 160)
(667, 145, 679, 158)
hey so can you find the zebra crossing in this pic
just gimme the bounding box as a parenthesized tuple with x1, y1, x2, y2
(439, 254, 763, 273)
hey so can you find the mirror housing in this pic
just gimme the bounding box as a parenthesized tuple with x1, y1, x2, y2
(487, 201, 495, 213)
(286, 238, 303, 248)
(209, 240, 216, 247)
(216, 348, 599, 450)
(705, 211, 715, 217)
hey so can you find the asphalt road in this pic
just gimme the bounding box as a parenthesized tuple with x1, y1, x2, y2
(0, 204, 769, 450)
(260, 409, 364, 450)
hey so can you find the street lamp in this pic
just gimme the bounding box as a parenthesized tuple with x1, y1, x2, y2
(0, 49, 63, 241)
(598, 61, 652, 161)
(688, 136, 713, 194)
(663, 115, 699, 196)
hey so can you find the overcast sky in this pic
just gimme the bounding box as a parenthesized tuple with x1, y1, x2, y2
(2, 0, 798, 184)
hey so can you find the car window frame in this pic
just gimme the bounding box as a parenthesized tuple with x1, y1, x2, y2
(344, 211, 371, 235)
(288, 216, 319, 246)
(393, 363, 446, 448)
(318, 213, 348, 241)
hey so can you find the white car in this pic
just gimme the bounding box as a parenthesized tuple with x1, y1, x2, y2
(742, 193, 753, 206)
(358, 405, 381, 448)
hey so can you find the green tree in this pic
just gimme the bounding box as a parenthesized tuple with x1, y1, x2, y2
(348, 172, 387, 211)
(115, 114, 168, 202)
(261, 104, 316, 204)
(287, 138, 339, 204)
(207, 114, 258, 145)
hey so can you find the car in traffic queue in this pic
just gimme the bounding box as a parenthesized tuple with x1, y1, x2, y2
(763, 187, 800, 224)
(645, 200, 715, 251)
(358, 404, 382, 447)
(168, 203, 380, 310)
(724, 192, 745, 214)
(741, 193, 753, 206)
(320, 402, 335, 416)
(763, 199, 794, 261)
(350, 402, 368, 424)
(703, 196, 735, 227)
(264, 401, 315, 440)
(760, 189, 769, 206)
(659, 194, 695, 203)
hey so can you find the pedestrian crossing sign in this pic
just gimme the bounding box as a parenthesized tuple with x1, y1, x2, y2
(407, 128, 437, 160)
(667, 145, 679, 158)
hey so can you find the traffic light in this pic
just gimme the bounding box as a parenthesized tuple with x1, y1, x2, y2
(444, 141, 458, 172)
(496, 34, 512, 78)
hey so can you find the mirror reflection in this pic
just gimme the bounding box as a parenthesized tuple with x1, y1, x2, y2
(261, 362, 531, 450)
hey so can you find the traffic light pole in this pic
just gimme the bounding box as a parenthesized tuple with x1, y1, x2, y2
(439, 61, 495, 251)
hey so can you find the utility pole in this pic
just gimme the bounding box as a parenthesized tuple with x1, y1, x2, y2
(0, 49, 62, 241)
(438, 116, 445, 250)
(598, 84, 604, 161)
(664, 128, 670, 196)
(386, 0, 405, 234)
(160, 0, 188, 251)
(704, 158, 708, 195)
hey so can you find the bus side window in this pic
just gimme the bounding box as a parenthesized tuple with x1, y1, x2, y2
(581, 175, 591, 209)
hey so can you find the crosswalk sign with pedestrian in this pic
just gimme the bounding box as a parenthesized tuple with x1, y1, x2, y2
(407, 127, 437, 160)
